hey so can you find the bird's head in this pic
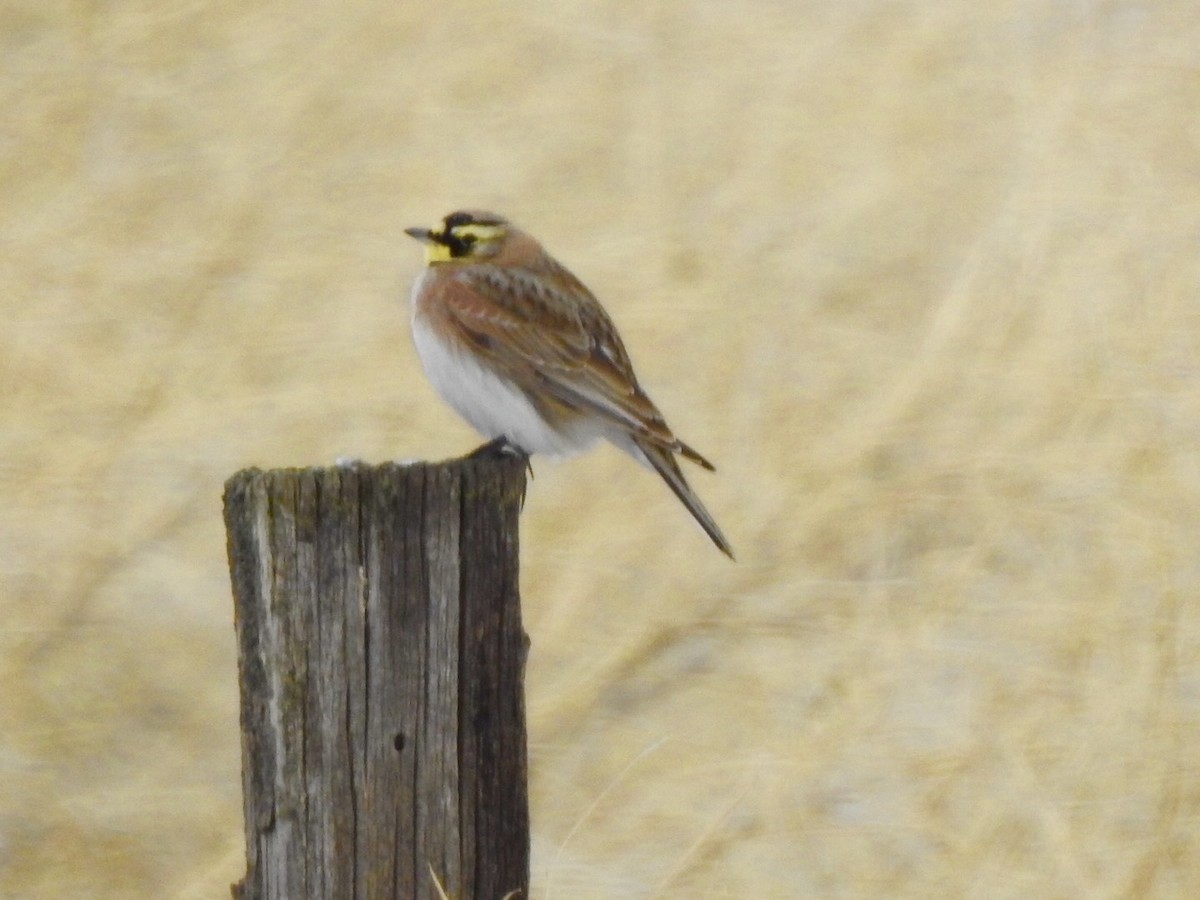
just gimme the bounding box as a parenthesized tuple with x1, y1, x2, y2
(404, 210, 511, 264)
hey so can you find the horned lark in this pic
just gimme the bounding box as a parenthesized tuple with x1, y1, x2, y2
(404, 210, 733, 558)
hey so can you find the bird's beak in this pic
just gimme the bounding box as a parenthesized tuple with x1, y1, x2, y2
(404, 226, 435, 243)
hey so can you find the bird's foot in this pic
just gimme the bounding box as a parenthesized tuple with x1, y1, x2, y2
(466, 438, 533, 507)
(466, 435, 530, 468)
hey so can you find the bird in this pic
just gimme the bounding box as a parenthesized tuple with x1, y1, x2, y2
(403, 209, 733, 559)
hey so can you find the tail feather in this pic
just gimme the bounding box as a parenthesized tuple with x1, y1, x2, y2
(677, 439, 715, 471)
(633, 437, 734, 559)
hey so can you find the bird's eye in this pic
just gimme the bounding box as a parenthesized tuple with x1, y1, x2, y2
(445, 229, 477, 258)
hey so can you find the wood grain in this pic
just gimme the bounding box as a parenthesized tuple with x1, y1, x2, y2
(224, 459, 529, 900)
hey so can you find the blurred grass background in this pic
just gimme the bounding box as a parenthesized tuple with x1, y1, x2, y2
(3, 1, 1199, 897)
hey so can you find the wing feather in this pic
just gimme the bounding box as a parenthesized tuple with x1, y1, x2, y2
(433, 263, 699, 458)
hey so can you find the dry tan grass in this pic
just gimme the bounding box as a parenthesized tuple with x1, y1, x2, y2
(2, 2, 1198, 897)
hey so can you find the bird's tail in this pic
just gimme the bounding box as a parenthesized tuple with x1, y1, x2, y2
(631, 436, 734, 559)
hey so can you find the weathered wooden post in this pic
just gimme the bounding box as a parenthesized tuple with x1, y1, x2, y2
(223, 458, 529, 900)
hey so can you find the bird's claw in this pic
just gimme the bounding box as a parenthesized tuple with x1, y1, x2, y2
(465, 437, 533, 508)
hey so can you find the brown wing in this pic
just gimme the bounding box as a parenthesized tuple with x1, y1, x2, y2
(429, 260, 712, 467)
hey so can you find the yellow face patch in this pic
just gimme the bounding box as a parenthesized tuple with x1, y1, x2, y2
(411, 215, 509, 263)
(424, 221, 508, 263)
(424, 241, 454, 263)
(450, 222, 506, 244)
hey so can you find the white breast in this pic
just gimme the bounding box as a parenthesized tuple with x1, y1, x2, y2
(409, 276, 600, 458)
